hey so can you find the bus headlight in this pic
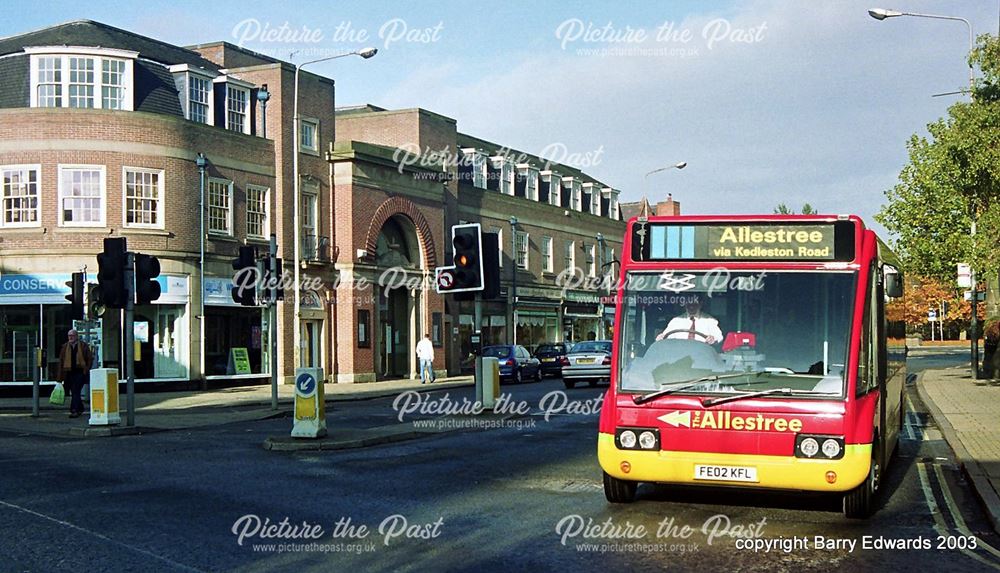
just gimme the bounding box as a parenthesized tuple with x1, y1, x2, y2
(619, 430, 637, 449)
(821, 438, 842, 459)
(638, 431, 657, 450)
(799, 437, 819, 458)
(615, 427, 660, 450)
(795, 434, 845, 459)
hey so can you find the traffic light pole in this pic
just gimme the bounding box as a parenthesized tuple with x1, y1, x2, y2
(125, 252, 136, 427)
(270, 235, 279, 411)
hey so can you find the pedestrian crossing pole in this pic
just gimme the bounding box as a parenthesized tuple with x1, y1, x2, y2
(124, 252, 136, 427)
(270, 234, 279, 411)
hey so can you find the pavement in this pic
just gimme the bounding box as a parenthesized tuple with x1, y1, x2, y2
(0, 375, 474, 442)
(918, 366, 1000, 535)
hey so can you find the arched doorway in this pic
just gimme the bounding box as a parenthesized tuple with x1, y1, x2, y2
(375, 215, 422, 379)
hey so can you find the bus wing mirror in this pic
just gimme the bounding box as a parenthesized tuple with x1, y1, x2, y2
(885, 273, 903, 298)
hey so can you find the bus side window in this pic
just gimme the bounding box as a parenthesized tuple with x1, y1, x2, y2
(856, 266, 878, 396)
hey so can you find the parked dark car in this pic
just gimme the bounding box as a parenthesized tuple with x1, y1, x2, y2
(482, 345, 541, 383)
(561, 340, 612, 388)
(534, 343, 572, 378)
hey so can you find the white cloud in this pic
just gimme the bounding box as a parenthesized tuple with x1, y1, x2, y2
(375, 0, 993, 236)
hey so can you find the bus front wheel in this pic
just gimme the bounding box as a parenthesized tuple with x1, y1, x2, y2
(603, 472, 637, 503)
(843, 448, 880, 519)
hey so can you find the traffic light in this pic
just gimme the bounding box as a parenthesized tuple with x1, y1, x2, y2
(134, 253, 161, 305)
(64, 272, 84, 320)
(231, 246, 258, 306)
(450, 224, 484, 291)
(262, 256, 284, 303)
(88, 284, 105, 318)
(97, 237, 127, 309)
(480, 232, 500, 299)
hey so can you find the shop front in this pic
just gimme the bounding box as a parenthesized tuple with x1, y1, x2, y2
(203, 277, 269, 379)
(563, 291, 603, 343)
(514, 292, 561, 351)
(0, 273, 191, 384)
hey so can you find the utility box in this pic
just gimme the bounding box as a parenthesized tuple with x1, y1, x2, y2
(476, 357, 500, 410)
(88, 368, 120, 426)
(291, 368, 326, 438)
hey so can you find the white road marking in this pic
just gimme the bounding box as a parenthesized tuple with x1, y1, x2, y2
(0, 498, 206, 572)
(932, 463, 1000, 560)
(917, 463, 1000, 570)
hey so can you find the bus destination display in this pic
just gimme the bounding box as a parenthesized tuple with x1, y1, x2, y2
(646, 223, 842, 261)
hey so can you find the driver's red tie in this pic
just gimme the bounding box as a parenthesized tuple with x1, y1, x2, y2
(688, 317, 696, 340)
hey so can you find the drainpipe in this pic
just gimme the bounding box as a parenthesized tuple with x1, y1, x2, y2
(196, 153, 207, 388)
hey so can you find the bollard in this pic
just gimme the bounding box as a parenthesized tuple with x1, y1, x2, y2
(88, 368, 120, 426)
(478, 357, 500, 410)
(291, 368, 326, 438)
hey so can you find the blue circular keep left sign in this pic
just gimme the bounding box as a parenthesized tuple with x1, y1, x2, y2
(296, 373, 316, 396)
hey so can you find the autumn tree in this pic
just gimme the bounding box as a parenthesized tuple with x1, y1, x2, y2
(876, 35, 1000, 285)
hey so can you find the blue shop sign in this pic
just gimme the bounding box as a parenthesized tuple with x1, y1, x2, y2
(0, 274, 72, 296)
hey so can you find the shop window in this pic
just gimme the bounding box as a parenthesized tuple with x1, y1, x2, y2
(358, 309, 370, 348)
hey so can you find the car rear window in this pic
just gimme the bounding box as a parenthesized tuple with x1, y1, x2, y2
(482, 346, 512, 358)
(536, 345, 561, 354)
(569, 341, 611, 354)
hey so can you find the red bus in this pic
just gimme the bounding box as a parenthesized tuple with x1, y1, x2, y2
(598, 215, 905, 518)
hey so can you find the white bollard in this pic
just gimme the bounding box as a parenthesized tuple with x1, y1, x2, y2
(88, 368, 120, 426)
(291, 368, 326, 438)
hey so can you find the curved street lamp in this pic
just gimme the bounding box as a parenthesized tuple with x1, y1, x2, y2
(643, 161, 687, 215)
(292, 47, 377, 371)
(868, 7, 980, 377)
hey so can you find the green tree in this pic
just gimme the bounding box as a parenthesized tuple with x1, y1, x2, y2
(773, 203, 818, 215)
(876, 34, 1000, 283)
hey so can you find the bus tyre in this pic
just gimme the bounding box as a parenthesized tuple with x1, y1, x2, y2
(603, 472, 637, 503)
(843, 451, 880, 519)
(564, 380, 576, 389)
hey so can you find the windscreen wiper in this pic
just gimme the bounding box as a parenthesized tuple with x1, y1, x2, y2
(701, 388, 834, 408)
(633, 372, 758, 405)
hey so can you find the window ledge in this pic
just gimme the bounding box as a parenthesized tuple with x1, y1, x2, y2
(122, 227, 172, 237)
(53, 227, 112, 234)
(208, 233, 238, 243)
(299, 147, 321, 157)
(0, 226, 45, 235)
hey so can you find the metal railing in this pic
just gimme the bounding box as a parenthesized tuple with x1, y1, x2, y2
(301, 234, 330, 262)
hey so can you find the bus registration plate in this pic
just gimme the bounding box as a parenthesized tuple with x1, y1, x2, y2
(694, 465, 758, 483)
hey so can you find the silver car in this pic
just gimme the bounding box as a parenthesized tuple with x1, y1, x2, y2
(561, 340, 612, 389)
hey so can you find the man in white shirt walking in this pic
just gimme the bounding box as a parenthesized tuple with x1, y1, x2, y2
(416, 333, 435, 384)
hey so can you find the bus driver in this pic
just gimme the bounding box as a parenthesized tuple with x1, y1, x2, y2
(655, 295, 723, 344)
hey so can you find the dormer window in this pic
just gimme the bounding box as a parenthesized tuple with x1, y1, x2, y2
(584, 182, 602, 216)
(541, 171, 561, 206)
(562, 177, 582, 212)
(226, 84, 248, 133)
(602, 188, 620, 220)
(517, 165, 539, 201)
(489, 156, 514, 195)
(213, 75, 254, 135)
(460, 148, 487, 188)
(170, 65, 215, 125)
(28, 47, 136, 111)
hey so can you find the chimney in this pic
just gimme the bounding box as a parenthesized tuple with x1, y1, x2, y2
(655, 193, 681, 216)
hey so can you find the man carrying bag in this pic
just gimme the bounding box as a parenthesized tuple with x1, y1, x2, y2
(57, 329, 93, 418)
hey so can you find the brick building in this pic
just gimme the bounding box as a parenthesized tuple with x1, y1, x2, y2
(0, 20, 628, 387)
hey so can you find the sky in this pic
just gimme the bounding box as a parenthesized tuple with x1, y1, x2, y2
(5, 0, 999, 237)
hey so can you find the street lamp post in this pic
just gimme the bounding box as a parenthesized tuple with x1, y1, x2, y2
(869, 7, 979, 377)
(509, 216, 518, 345)
(292, 48, 376, 372)
(596, 232, 606, 339)
(643, 162, 687, 210)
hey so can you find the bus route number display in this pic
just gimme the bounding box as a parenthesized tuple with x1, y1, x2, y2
(647, 223, 839, 261)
